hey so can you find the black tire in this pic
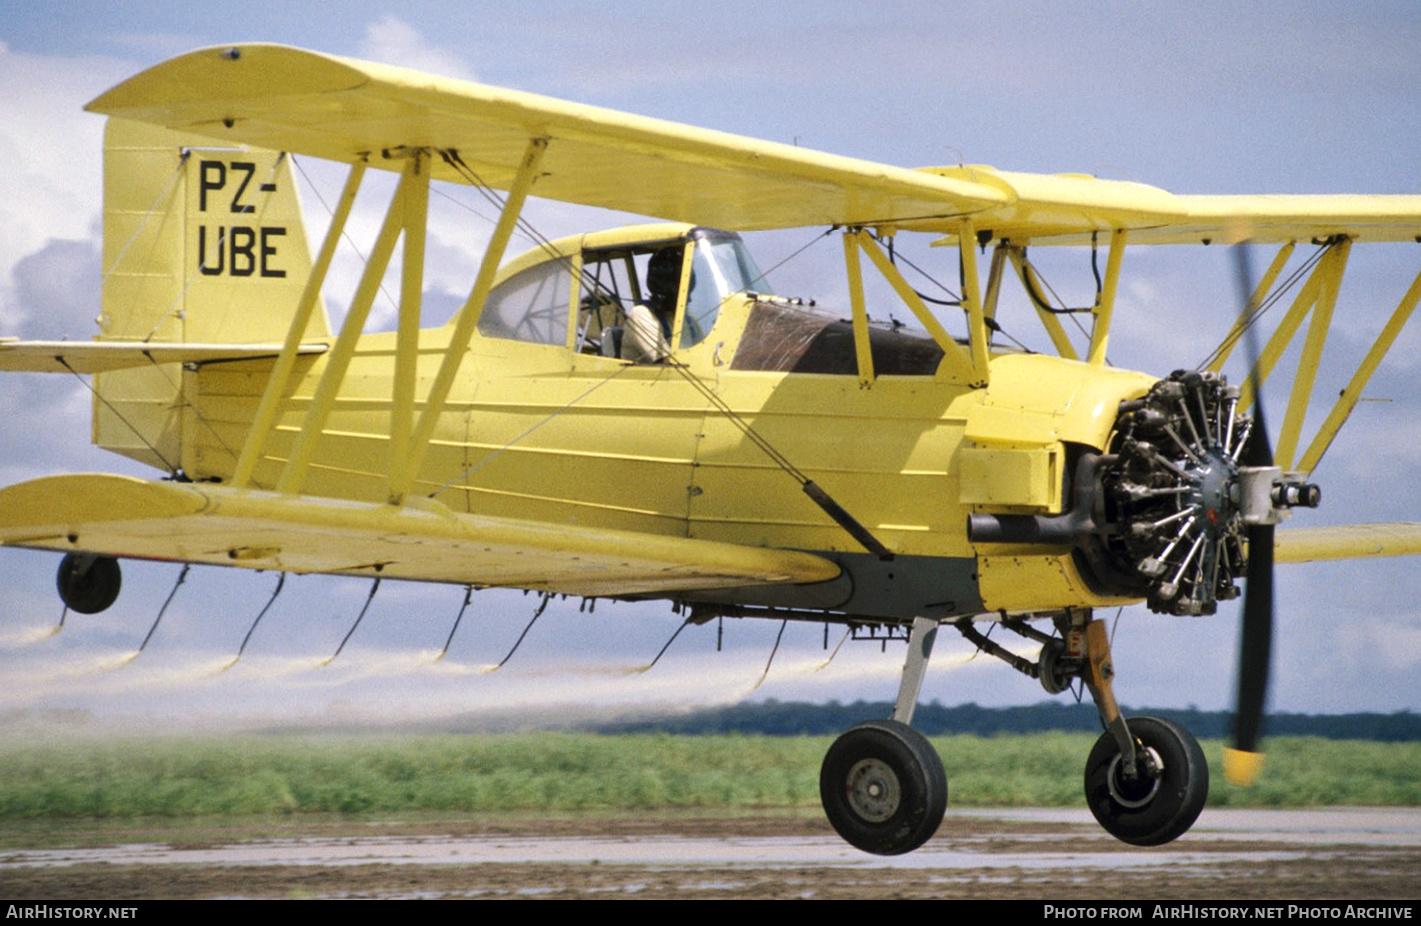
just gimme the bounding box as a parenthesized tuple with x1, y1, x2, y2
(820, 719, 947, 855)
(1084, 716, 1208, 847)
(56, 554, 122, 614)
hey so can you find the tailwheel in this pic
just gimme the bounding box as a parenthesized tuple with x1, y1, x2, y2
(56, 553, 122, 614)
(820, 719, 947, 855)
(1084, 716, 1208, 846)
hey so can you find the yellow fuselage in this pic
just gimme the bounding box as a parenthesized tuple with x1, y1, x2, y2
(169, 268, 1154, 619)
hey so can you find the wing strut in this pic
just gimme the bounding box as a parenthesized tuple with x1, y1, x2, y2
(1200, 237, 1421, 476)
(1231, 247, 1329, 414)
(1003, 246, 1081, 359)
(1296, 261, 1421, 473)
(1276, 238, 1351, 468)
(391, 137, 549, 503)
(389, 150, 432, 500)
(956, 219, 993, 383)
(277, 159, 424, 494)
(841, 230, 875, 387)
(1085, 229, 1129, 366)
(841, 222, 997, 385)
(232, 159, 366, 488)
(848, 230, 979, 384)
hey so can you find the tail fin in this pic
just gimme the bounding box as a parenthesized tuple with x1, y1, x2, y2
(96, 118, 329, 470)
(100, 117, 328, 343)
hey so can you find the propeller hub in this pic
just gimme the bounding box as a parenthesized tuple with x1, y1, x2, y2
(1187, 445, 1239, 534)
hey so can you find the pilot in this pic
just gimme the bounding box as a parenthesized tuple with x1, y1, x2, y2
(623, 248, 682, 363)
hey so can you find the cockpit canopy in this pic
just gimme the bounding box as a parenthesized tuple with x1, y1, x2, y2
(475, 224, 770, 360)
(473, 222, 946, 376)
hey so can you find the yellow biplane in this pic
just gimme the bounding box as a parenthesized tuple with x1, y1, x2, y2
(4, 44, 1421, 855)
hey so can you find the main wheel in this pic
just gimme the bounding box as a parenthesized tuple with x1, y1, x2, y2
(56, 554, 122, 614)
(1084, 715, 1208, 847)
(820, 719, 947, 855)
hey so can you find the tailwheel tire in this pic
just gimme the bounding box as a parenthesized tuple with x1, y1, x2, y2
(820, 719, 947, 855)
(1084, 715, 1208, 847)
(56, 554, 122, 614)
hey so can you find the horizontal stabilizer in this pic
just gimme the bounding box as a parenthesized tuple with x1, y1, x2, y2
(0, 339, 326, 374)
(0, 474, 840, 597)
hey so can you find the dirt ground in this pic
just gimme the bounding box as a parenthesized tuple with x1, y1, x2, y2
(3, 813, 1420, 900)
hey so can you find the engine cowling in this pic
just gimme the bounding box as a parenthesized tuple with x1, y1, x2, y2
(969, 370, 1319, 616)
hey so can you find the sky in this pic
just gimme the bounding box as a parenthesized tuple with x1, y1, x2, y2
(1, 1, 1420, 733)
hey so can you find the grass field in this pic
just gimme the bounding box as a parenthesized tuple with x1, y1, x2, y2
(3, 731, 1419, 827)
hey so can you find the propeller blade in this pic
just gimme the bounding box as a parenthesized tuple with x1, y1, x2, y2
(1224, 244, 1275, 786)
(1241, 383, 1274, 469)
(1226, 521, 1273, 785)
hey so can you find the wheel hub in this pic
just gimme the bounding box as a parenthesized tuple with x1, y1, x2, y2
(845, 758, 901, 822)
(1106, 745, 1164, 809)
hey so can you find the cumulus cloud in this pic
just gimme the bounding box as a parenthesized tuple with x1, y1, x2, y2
(9, 238, 102, 338)
(358, 15, 478, 82)
(0, 41, 129, 328)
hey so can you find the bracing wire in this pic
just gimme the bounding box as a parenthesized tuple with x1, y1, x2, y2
(101, 153, 190, 290)
(1194, 240, 1334, 374)
(428, 361, 633, 498)
(57, 357, 178, 474)
(290, 154, 402, 319)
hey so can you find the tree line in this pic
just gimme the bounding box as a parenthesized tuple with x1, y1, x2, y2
(591, 700, 1421, 741)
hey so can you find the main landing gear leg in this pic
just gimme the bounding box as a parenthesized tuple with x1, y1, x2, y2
(820, 617, 947, 855)
(893, 616, 938, 725)
(1078, 616, 1208, 847)
(954, 611, 1208, 847)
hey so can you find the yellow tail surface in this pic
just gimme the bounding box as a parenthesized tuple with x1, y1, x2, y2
(95, 118, 328, 470)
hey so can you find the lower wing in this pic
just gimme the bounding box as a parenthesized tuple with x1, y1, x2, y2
(0, 474, 840, 598)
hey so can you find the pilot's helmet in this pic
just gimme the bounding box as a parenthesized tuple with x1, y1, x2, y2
(646, 248, 683, 303)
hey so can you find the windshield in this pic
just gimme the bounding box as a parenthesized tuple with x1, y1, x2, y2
(701, 236, 771, 296)
(681, 234, 773, 348)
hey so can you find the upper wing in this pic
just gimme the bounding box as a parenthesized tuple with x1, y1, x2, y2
(0, 474, 840, 597)
(86, 44, 1421, 242)
(0, 339, 326, 374)
(85, 44, 1009, 233)
(923, 168, 1421, 245)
